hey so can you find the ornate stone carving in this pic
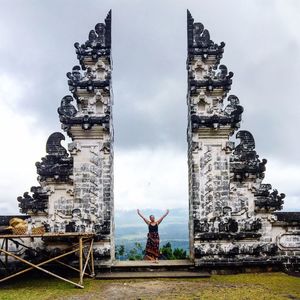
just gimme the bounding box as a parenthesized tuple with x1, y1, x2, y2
(67, 65, 110, 93)
(278, 234, 300, 250)
(230, 130, 267, 181)
(36, 132, 73, 182)
(254, 185, 285, 211)
(223, 95, 244, 125)
(57, 95, 77, 118)
(187, 10, 225, 58)
(60, 113, 110, 132)
(17, 186, 48, 214)
(191, 95, 243, 130)
(190, 72, 233, 95)
(94, 246, 111, 259)
(74, 10, 111, 69)
(194, 243, 278, 259)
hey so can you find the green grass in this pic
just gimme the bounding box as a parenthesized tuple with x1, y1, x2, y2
(0, 276, 97, 300)
(0, 272, 299, 300)
(194, 273, 300, 300)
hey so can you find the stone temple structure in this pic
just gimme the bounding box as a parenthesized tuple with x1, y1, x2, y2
(187, 10, 300, 271)
(16, 10, 114, 265)
(0, 10, 299, 273)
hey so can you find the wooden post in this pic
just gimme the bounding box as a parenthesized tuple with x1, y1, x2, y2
(79, 237, 83, 286)
(5, 238, 8, 267)
(90, 239, 95, 277)
(81, 239, 93, 282)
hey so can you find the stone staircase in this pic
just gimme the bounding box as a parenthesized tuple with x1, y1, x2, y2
(96, 260, 211, 279)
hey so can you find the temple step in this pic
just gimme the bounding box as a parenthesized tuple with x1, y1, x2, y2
(95, 270, 211, 279)
(105, 259, 196, 272)
(95, 259, 211, 278)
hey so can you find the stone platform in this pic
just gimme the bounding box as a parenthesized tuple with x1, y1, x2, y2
(96, 259, 211, 279)
(96, 271, 211, 279)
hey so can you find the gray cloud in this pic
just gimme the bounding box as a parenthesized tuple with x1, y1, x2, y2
(0, 0, 299, 212)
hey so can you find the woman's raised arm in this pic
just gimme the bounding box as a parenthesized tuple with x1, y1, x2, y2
(137, 209, 150, 225)
(157, 209, 169, 225)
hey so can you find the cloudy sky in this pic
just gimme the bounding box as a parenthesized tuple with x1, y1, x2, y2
(0, 0, 299, 215)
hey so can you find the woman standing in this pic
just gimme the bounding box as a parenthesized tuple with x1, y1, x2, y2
(137, 209, 169, 262)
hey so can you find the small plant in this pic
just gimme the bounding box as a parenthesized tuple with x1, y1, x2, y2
(160, 242, 187, 259)
(115, 244, 125, 259)
(128, 245, 143, 260)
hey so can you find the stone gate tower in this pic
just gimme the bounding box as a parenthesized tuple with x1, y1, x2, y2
(17, 11, 114, 265)
(187, 10, 299, 270)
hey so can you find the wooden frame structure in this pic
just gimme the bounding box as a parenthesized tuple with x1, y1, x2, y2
(0, 233, 95, 288)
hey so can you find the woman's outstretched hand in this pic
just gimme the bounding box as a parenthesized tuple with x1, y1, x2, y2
(137, 209, 149, 225)
(157, 209, 169, 225)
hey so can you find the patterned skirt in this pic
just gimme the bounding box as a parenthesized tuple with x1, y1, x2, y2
(144, 232, 160, 260)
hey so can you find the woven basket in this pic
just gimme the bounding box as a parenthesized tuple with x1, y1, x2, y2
(12, 227, 28, 235)
(31, 226, 46, 235)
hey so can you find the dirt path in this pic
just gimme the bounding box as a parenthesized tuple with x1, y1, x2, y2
(62, 279, 214, 300)
(99, 280, 212, 299)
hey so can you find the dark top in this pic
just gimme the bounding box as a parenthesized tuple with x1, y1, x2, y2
(148, 223, 158, 233)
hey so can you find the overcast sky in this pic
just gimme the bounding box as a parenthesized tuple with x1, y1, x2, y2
(0, 0, 299, 215)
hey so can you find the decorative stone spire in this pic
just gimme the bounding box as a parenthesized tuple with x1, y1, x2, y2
(74, 10, 111, 69)
(187, 10, 225, 59)
(58, 10, 112, 138)
(187, 11, 241, 134)
(58, 11, 114, 261)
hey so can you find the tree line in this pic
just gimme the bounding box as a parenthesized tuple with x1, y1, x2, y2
(115, 242, 187, 260)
